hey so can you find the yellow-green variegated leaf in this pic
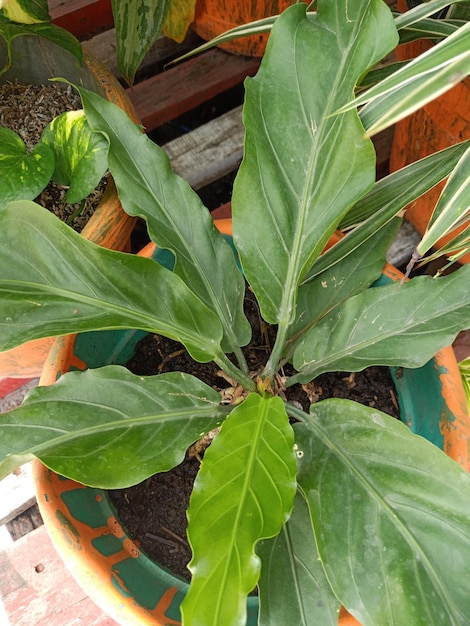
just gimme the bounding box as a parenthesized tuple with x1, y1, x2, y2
(41, 110, 109, 204)
(0, 0, 49, 23)
(0, 127, 53, 208)
(163, 0, 196, 43)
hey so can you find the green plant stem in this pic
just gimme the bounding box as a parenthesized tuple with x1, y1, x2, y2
(285, 401, 309, 423)
(262, 323, 289, 381)
(232, 344, 249, 374)
(214, 351, 256, 392)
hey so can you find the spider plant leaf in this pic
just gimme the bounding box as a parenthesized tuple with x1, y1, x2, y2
(417, 143, 470, 257)
(347, 21, 470, 135)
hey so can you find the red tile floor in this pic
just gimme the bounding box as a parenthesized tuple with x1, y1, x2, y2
(0, 377, 120, 625)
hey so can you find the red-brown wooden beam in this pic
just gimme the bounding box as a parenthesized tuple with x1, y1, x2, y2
(49, 0, 113, 39)
(127, 48, 260, 132)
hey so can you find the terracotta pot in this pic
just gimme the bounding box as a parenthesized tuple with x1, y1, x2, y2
(0, 39, 138, 378)
(191, 0, 294, 56)
(32, 220, 469, 625)
(389, 0, 470, 263)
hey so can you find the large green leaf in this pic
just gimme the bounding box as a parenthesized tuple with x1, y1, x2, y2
(77, 86, 251, 359)
(0, 201, 223, 363)
(182, 393, 297, 626)
(291, 263, 470, 383)
(111, 0, 171, 85)
(0, 126, 53, 208)
(0, 366, 226, 487)
(295, 400, 470, 625)
(257, 490, 341, 626)
(232, 1, 397, 369)
(41, 110, 109, 204)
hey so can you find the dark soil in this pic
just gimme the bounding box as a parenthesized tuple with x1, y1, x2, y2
(109, 290, 399, 582)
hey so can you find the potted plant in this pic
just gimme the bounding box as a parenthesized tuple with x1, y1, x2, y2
(1, 2, 470, 625)
(0, 1, 138, 377)
(390, 0, 470, 263)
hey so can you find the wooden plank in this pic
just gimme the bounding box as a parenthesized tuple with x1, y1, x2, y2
(164, 105, 244, 190)
(49, 0, 113, 39)
(128, 48, 259, 131)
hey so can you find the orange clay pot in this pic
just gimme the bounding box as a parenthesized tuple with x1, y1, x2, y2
(0, 41, 138, 379)
(32, 220, 468, 625)
(389, 0, 470, 263)
(191, 0, 294, 56)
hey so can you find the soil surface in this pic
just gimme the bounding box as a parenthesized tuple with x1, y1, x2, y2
(0, 80, 107, 231)
(109, 290, 399, 582)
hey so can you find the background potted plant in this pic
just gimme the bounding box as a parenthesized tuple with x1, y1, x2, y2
(1, 1, 470, 625)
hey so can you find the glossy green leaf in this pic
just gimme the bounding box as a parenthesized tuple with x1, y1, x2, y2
(0, 201, 223, 363)
(417, 143, 470, 257)
(351, 21, 470, 135)
(0, 366, 226, 487)
(0, 126, 53, 208)
(295, 400, 470, 625)
(0, 0, 49, 23)
(78, 86, 251, 358)
(232, 1, 397, 374)
(291, 264, 470, 383)
(182, 393, 297, 626)
(257, 490, 340, 626)
(111, 0, 171, 85)
(41, 110, 109, 204)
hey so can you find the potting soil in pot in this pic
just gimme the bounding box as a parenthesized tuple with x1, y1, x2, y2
(0, 80, 108, 231)
(109, 291, 399, 583)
